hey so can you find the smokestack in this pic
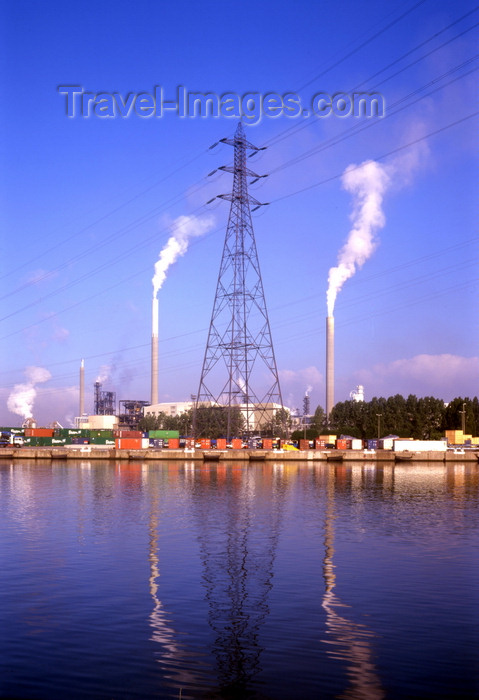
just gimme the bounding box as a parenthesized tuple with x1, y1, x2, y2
(151, 296, 159, 405)
(326, 316, 334, 419)
(79, 359, 85, 415)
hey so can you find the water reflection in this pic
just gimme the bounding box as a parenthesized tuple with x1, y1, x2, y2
(189, 463, 286, 698)
(0, 460, 477, 700)
(322, 469, 384, 700)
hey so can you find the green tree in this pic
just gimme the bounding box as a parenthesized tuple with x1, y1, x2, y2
(311, 405, 326, 435)
(193, 406, 245, 439)
(262, 407, 292, 439)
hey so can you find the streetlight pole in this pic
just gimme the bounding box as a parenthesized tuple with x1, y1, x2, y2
(376, 413, 382, 441)
(459, 402, 466, 434)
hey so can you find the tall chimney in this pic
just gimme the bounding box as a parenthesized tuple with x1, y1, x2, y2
(326, 316, 334, 419)
(79, 359, 85, 416)
(151, 296, 159, 405)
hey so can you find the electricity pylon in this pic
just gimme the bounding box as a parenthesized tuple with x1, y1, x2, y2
(196, 122, 283, 438)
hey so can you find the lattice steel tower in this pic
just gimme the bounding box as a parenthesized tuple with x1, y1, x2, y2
(196, 122, 283, 437)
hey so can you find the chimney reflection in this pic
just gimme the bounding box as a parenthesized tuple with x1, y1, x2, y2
(322, 469, 385, 699)
(147, 477, 204, 697)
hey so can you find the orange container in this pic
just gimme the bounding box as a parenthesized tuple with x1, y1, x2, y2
(168, 438, 180, 449)
(336, 439, 347, 450)
(231, 438, 242, 449)
(262, 438, 273, 450)
(200, 438, 211, 449)
(299, 439, 310, 450)
(25, 428, 54, 437)
(216, 438, 227, 449)
(315, 439, 326, 449)
(116, 438, 143, 450)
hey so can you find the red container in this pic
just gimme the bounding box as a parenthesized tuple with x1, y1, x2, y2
(25, 428, 54, 437)
(336, 439, 347, 450)
(184, 438, 195, 449)
(315, 439, 326, 449)
(168, 438, 180, 449)
(262, 438, 273, 450)
(200, 438, 211, 449)
(231, 438, 242, 449)
(216, 438, 227, 450)
(299, 439, 310, 451)
(114, 430, 142, 438)
(116, 438, 143, 450)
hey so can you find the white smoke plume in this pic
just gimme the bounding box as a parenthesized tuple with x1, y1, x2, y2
(96, 365, 110, 384)
(152, 214, 215, 298)
(305, 385, 313, 396)
(7, 366, 52, 420)
(327, 160, 390, 317)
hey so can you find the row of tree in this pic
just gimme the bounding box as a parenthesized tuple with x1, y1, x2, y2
(138, 396, 479, 441)
(323, 395, 479, 441)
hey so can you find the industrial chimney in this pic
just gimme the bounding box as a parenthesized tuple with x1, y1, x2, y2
(326, 316, 334, 419)
(79, 359, 85, 416)
(151, 296, 159, 405)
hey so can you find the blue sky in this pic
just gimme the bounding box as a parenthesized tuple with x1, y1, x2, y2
(1, 0, 477, 426)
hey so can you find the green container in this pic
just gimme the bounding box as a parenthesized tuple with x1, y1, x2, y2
(56, 428, 90, 438)
(149, 430, 180, 439)
(89, 436, 115, 445)
(0, 427, 24, 435)
(89, 430, 114, 439)
(52, 437, 67, 445)
(36, 437, 53, 446)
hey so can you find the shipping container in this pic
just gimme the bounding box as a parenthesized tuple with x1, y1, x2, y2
(0, 427, 25, 436)
(262, 438, 273, 450)
(366, 439, 378, 450)
(184, 438, 195, 449)
(89, 436, 115, 445)
(148, 430, 180, 439)
(25, 428, 54, 437)
(351, 439, 363, 450)
(315, 439, 326, 449)
(116, 438, 143, 450)
(231, 438, 242, 449)
(168, 438, 180, 449)
(71, 437, 89, 445)
(299, 439, 310, 450)
(114, 430, 143, 439)
(52, 437, 67, 445)
(394, 440, 447, 452)
(56, 428, 90, 437)
(200, 438, 211, 449)
(216, 438, 227, 450)
(89, 429, 113, 439)
(336, 439, 347, 450)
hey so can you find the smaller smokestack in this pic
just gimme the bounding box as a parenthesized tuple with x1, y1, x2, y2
(326, 316, 334, 419)
(151, 297, 159, 405)
(79, 359, 85, 416)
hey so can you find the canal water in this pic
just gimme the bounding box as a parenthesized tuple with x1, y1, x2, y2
(1, 460, 478, 700)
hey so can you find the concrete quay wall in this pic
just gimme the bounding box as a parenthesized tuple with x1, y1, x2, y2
(0, 447, 477, 462)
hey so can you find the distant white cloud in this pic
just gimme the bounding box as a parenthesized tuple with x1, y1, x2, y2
(279, 366, 323, 411)
(356, 354, 478, 400)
